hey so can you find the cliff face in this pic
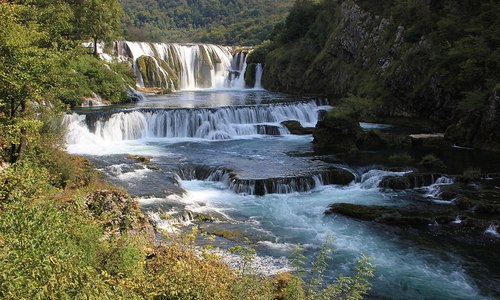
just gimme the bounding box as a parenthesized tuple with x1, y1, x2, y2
(261, 0, 500, 150)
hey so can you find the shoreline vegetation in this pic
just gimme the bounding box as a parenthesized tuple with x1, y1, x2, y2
(252, 0, 500, 152)
(0, 0, 375, 299)
(1, 0, 499, 298)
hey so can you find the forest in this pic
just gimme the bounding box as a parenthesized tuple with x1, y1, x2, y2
(255, 0, 500, 151)
(120, 0, 294, 45)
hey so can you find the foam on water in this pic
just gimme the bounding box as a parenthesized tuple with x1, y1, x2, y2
(359, 169, 410, 189)
(485, 224, 500, 238)
(178, 179, 485, 299)
(423, 176, 455, 201)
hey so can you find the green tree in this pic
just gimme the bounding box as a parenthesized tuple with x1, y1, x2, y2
(75, 0, 123, 56)
(0, 4, 53, 162)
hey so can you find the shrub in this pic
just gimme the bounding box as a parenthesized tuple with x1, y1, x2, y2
(329, 95, 375, 121)
(0, 201, 115, 299)
(0, 159, 53, 204)
(419, 154, 446, 171)
(461, 167, 482, 182)
(388, 152, 413, 165)
(66, 55, 135, 106)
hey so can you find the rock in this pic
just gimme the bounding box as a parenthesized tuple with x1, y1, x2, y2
(281, 120, 315, 135)
(313, 116, 361, 153)
(256, 125, 282, 135)
(379, 176, 411, 190)
(0, 162, 9, 174)
(455, 196, 474, 210)
(324, 168, 355, 185)
(379, 173, 445, 190)
(127, 155, 151, 163)
(317, 110, 328, 121)
(357, 130, 412, 150)
(81, 93, 109, 107)
(325, 203, 435, 227)
(358, 130, 388, 149)
(440, 191, 458, 201)
(409, 133, 449, 147)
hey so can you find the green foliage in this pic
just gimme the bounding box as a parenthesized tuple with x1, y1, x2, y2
(74, 0, 123, 55)
(286, 240, 375, 300)
(281, 0, 321, 43)
(0, 201, 114, 299)
(247, 41, 273, 64)
(120, 0, 294, 45)
(66, 55, 135, 105)
(100, 235, 146, 277)
(259, 0, 500, 149)
(461, 167, 482, 182)
(388, 152, 413, 166)
(0, 160, 53, 204)
(419, 154, 446, 172)
(329, 95, 374, 121)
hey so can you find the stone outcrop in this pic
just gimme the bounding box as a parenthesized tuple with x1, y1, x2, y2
(281, 120, 314, 135)
(379, 173, 445, 190)
(313, 116, 361, 153)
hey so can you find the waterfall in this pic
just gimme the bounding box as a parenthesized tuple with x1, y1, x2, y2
(175, 166, 354, 196)
(359, 169, 409, 189)
(254, 63, 263, 89)
(64, 101, 322, 145)
(227, 51, 247, 89)
(113, 41, 253, 90)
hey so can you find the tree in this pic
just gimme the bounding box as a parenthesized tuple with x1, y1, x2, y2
(0, 4, 50, 162)
(75, 0, 123, 56)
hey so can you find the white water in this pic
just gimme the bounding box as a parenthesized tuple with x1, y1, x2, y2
(177, 179, 484, 299)
(113, 41, 259, 90)
(254, 63, 263, 90)
(423, 176, 455, 200)
(64, 101, 322, 148)
(485, 224, 500, 238)
(64, 89, 495, 298)
(359, 169, 409, 189)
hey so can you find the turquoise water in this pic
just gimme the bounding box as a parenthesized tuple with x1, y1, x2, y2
(66, 90, 498, 299)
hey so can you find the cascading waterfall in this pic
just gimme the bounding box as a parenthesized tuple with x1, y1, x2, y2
(174, 166, 355, 196)
(112, 41, 257, 90)
(254, 63, 263, 89)
(227, 51, 247, 89)
(64, 101, 322, 145)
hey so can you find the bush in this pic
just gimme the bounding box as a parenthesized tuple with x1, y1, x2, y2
(388, 152, 413, 165)
(66, 55, 135, 106)
(0, 201, 115, 299)
(419, 154, 446, 171)
(0, 160, 53, 204)
(329, 95, 375, 121)
(461, 167, 482, 182)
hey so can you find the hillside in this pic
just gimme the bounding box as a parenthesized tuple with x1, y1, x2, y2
(120, 0, 294, 45)
(256, 0, 500, 151)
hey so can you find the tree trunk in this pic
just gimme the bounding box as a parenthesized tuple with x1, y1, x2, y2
(9, 98, 27, 163)
(94, 36, 99, 57)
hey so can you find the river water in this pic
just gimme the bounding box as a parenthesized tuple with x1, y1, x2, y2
(64, 89, 498, 299)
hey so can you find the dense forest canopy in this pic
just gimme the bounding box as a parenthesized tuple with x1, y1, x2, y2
(257, 0, 500, 150)
(120, 0, 294, 45)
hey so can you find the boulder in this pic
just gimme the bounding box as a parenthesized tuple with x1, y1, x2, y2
(313, 116, 361, 153)
(325, 203, 452, 228)
(281, 120, 315, 135)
